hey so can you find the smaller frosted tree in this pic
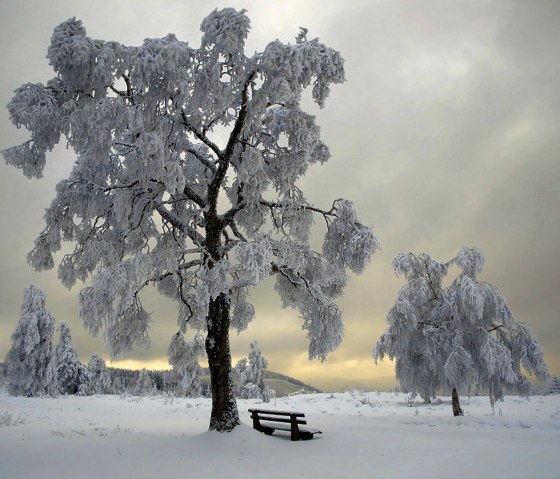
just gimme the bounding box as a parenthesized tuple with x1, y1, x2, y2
(236, 341, 272, 402)
(5, 284, 58, 396)
(374, 247, 549, 409)
(133, 368, 155, 395)
(84, 353, 112, 394)
(112, 375, 126, 394)
(56, 321, 88, 394)
(168, 332, 205, 397)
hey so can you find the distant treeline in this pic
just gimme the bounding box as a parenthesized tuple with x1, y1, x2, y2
(106, 366, 322, 395)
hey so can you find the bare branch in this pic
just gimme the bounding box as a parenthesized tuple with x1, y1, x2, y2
(487, 324, 505, 333)
(259, 199, 336, 227)
(109, 85, 127, 97)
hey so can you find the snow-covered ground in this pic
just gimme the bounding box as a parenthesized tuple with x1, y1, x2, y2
(1, 389, 559, 479)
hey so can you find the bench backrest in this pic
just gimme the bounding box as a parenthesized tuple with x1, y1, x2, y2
(249, 409, 307, 426)
(248, 408, 305, 417)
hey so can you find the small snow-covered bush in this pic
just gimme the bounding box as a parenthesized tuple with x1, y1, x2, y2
(0, 411, 26, 427)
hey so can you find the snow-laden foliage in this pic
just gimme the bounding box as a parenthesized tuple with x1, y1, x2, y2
(235, 341, 272, 402)
(374, 247, 549, 405)
(56, 321, 88, 395)
(83, 353, 112, 395)
(133, 368, 155, 396)
(3, 9, 378, 431)
(167, 332, 206, 397)
(5, 285, 58, 396)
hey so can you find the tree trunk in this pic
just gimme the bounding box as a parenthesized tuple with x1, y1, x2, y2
(452, 388, 464, 416)
(206, 293, 240, 431)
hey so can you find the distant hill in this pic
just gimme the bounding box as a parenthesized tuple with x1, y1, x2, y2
(200, 368, 322, 397)
(105, 366, 322, 397)
(263, 370, 322, 396)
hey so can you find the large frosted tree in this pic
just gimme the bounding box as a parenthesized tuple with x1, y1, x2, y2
(374, 247, 549, 409)
(5, 284, 58, 396)
(3, 9, 378, 430)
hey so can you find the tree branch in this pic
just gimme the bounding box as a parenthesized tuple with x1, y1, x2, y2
(155, 205, 206, 247)
(208, 71, 256, 215)
(183, 184, 207, 208)
(259, 199, 337, 228)
(487, 324, 505, 333)
(185, 146, 217, 174)
(181, 111, 223, 160)
(223, 71, 256, 161)
(227, 221, 247, 242)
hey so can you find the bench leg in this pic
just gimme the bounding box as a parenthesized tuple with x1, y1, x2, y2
(252, 415, 262, 432)
(290, 415, 300, 441)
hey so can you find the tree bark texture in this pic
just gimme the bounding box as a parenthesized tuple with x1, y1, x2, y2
(206, 293, 240, 431)
(452, 388, 464, 416)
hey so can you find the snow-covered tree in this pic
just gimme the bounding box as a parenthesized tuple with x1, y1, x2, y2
(112, 375, 126, 394)
(374, 247, 549, 409)
(133, 368, 155, 395)
(3, 9, 378, 431)
(84, 353, 112, 395)
(56, 321, 88, 394)
(5, 284, 58, 396)
(544, 376, 560, 395)
(236, 340, 272, 402)
(168, 332, 205, 397)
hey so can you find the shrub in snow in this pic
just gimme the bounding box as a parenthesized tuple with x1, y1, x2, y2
(168, 332, 205, 397)
(56, 321, 88, 394)
(83, 353, 112, 395)
(133, 368, 155, 396)
(236, 341, 272, 402)
(5, 285, 57, 396)
(3, 8, 378, 431)
(374, 247, 549, 409)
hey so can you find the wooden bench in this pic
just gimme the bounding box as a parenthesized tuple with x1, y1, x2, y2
(248, 408, 322, 441)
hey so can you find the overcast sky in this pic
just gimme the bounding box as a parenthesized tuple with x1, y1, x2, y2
(0, 0, 558, 391)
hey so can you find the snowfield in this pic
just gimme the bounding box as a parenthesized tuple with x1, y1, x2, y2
(1, 389, 559, 479)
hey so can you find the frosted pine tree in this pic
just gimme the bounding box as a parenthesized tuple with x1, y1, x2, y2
(168, 332, 205, 397)
(2, 9, 378, 431)
(112, 375, 126, 394)
(236, 340, 272, 401)
(374, 247, 549, 410)
(133, 368, 155, 396)
(5, 285, 58, 396)
(56, 321, 88, 394)
(84, 353, 112, 394)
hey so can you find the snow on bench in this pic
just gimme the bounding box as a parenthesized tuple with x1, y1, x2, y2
(248, 408, 322, 441)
